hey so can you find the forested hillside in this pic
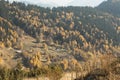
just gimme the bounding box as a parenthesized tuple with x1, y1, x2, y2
(0, 0, 120, 80)
(1, 1, 120, 51)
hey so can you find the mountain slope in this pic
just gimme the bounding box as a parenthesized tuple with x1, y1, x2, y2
(97, 0, 120, 17)
(0, 1, 119, 52)
(0, 1, 120, 80)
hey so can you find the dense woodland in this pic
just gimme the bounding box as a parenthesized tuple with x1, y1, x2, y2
(0, 0, 120, 80)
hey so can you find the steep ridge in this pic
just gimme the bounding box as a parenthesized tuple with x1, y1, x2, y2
(97, 0, 120, 17)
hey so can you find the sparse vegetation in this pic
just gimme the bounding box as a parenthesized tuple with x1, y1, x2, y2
(74, 54, 120, 80)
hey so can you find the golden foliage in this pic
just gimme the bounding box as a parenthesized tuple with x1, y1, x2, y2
(0, 57, 3, 64)
(29, 52, 42, 68)
(61, 59, 68, 70)
(0, 42, 5, 48)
